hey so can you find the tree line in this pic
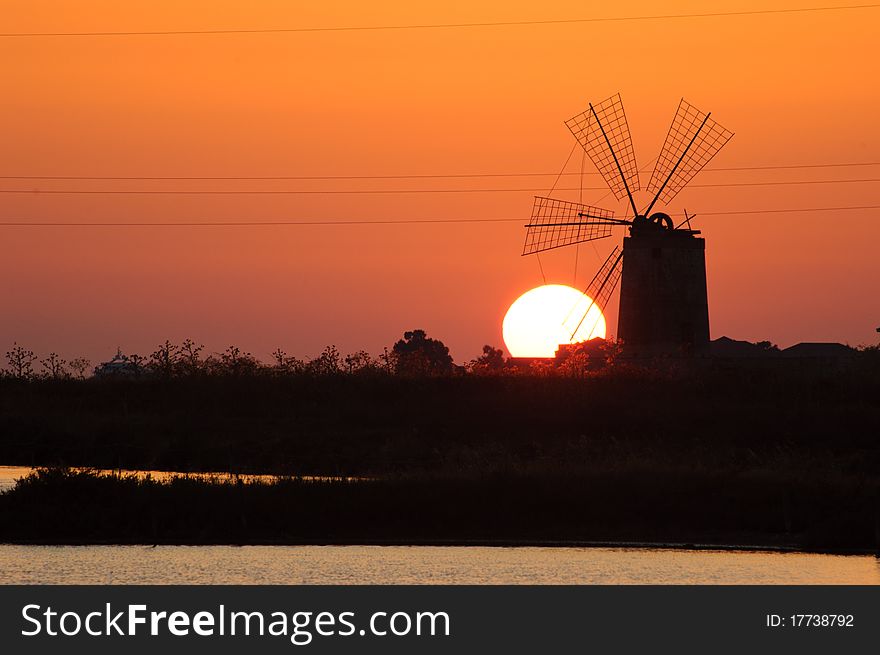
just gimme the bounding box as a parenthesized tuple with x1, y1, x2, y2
(2, 329, 583, 381)
(6, 329, 878, 382)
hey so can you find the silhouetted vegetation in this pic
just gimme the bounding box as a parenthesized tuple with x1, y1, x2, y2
(4, 343, 37, 380)
(392, 329, 455, 376)
(1, 467, 877, 551)
(1, 330, 879, 550)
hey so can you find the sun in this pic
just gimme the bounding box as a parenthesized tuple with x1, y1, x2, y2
(502, 284, 606, 358)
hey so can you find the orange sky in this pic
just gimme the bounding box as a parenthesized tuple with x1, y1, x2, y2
(1, 1, 878, 364)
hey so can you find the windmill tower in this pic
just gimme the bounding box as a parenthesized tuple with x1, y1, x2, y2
(522, 94, 733, 357)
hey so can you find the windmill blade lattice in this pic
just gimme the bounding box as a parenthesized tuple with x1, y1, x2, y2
(569, 245, 623, 340)
(522, 196, 614, 256)
(565, 93, 640, 208)
(645, 99, 734, 210)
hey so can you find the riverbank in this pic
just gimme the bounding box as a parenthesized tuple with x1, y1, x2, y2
(2, 468, 877, 553)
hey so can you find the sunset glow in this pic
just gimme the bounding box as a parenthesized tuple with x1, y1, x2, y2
(502, 284, 606, 358)
(0, 2, 877, 363)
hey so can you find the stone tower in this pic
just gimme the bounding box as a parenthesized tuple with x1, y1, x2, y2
(617, 218, 709, 357)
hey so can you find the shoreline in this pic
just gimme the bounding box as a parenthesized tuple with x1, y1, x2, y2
(2, 539, 876, 557)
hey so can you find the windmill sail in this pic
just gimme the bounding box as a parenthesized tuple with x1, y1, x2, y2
(644, 99, 733, 214)
(522, 196, 615, 256)
(565, 93, 640, 215)
(569, 246, 623, 340)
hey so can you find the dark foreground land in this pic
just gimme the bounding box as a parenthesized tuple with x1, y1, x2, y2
(1, 467, 877, 552)
(1, 357, 879, 551)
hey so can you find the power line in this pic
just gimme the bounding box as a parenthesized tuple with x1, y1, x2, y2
(0, 161, 876, 182)
(698, 204, 880, 217)
(0, 4, 876, 37)
(0, 187, 601, 195)
(0, 218, 522, 226)
(1, 178, 878, 195)
(689, 178, 880, 188)
(688, 161, 880, 173)
(0, 204, 877, 227)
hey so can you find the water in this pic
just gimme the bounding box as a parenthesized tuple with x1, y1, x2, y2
(0, 545, 878, 584)
(0, 466, 352, 492)
(0, 466, 30, 493)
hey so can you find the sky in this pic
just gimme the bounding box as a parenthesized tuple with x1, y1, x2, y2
(1, 1, 878, 365)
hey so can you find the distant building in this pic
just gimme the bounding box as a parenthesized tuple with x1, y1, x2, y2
(710, 337, 780, 359)
(709, 337, 856, 372)
(514, 336, 857, 372)
(94, 348, 137, 378)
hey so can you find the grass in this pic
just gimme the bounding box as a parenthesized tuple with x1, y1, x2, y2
(1, 466, 877, 551)
(1, 360, 878, 478)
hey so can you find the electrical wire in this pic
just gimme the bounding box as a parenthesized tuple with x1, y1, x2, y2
(1, 178, 878, 195)
(0, 4, 876, 38)
(0, 161, 876, 181)
(0, 204, 877, 227)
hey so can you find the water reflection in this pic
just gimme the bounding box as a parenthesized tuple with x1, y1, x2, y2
(0, 467, 30, 493)
(1, 545, 878, 585)
(0, 465, 353, 493)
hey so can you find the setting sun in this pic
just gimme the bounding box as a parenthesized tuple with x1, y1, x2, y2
(502, 284, 606, 358)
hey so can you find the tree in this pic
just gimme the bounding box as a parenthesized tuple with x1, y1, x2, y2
(40, 353, 69, 380)
(69, 357, 91, 380)
(378, 347, 397, 374)
(177, 339, 204, 375)
(150, 340, 179, 378)
(308, 345, 342, 376)
(468, 345, 507, 375)
(528, 359, 555, 377)
(557, 343, 591, 378)
(128, 353, 148, 376)
(392, 329, 454, 376)
(344, 350, 374, 374)
(216, 346, 260, 376)
(600, 338, 624, 368)
(272, 348, 304, 375)
(4, 343, 37, 380)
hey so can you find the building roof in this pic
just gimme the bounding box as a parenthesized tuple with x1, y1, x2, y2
(94, 348, 136, 376)
(710, 336, 779, 358)
(781, 342, 855, 358)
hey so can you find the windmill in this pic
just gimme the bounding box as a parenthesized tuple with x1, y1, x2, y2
(522, 93, 733, 357)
